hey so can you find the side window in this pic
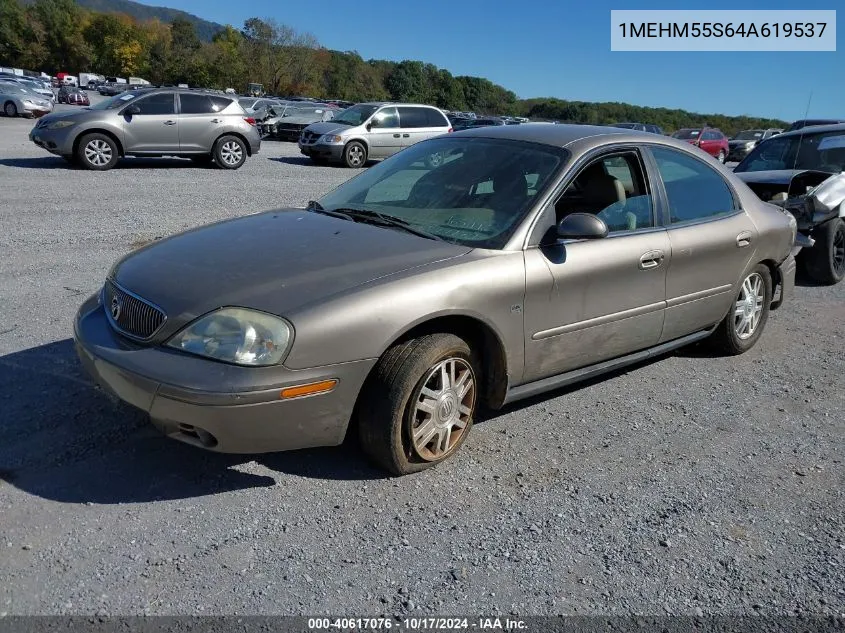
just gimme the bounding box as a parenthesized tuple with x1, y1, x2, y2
(554, 151, 654, 233)
(398, 107, 429, 128)
(179, 93, 214, 114)
(425, 108, 449, 128)
(132, 92, 175, 115)
(652, 147, 736, 224)
(372, 106, 399, 128)
(209, 96, 233, 112)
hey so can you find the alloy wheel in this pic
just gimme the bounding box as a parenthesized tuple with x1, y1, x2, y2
(5, 102, 17, 117)
(220, 141, 243, 166)
(84, 139, 112, 167)
(833, 224, 845, 277)
(733, 272, 764, 340)
(411, 357, 476, 462)
(347, 145, 364, 167)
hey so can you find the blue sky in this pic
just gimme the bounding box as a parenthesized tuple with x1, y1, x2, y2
(147, 0, 842, 120)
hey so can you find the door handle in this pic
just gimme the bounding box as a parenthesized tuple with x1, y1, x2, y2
(639, 249, 665, 270)
(163, 120, 176, 126)
(736, 231, 753, 247)
(393, 133, 401, 138)
(403, 133, 410, 138)
(210, 118, 221, 123)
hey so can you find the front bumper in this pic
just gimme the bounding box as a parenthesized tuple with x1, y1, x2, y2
(73, 293, 375, 454)
(299, 141, 344, 162)
(728, 145, 754, 161)
(29, 125, 75, 155)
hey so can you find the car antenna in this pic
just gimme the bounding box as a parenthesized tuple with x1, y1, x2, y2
(791, 91, 813, 173)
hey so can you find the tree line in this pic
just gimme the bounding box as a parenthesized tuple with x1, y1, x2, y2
(0, 0, 787, 135)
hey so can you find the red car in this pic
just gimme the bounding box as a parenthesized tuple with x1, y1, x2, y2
(57, 86, 89, 106)
(671, 126, 730, 163)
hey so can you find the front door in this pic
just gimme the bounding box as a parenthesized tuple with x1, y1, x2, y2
(522, 149, 669, 382)
(647, 145, 758, 342)
(120, 92, 179, 153)
(366, 106, 401, 158)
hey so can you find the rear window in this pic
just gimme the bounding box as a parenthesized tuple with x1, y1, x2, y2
(672, 129, 701, 140)
(180, 93, 232, 114)
(398, 107, 429, 128)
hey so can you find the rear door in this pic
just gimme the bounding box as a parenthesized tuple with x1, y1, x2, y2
(366, 106, 401, 158)
(398, 106, 449, 148)
(647, 145, 758, 342)
(177, 93, 232, 152)
(120, 92, 179, 153)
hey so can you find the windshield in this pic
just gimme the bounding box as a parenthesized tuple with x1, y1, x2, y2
(734, 130, 845, 174)
(735, 130, 764, 140)
(316, 137, 566, 249)
(672, 129, 700, 140)
(89, 91, 142, 110)
(239, 98, 257, 109)
(331, 104, 379, 126)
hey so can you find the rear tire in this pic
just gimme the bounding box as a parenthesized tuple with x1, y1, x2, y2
(358, 333, 479, 475)
(343, 141, 367, 168)
(76, 133, 119, 171)
(213, 135, 247, 170)
(709, 264, 772, 355)
(801, 218, 845, 285)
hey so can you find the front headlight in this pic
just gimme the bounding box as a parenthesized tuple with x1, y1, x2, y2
(319, 134, 343, 144)
(744, 142, 756, 149)
(47, 120, 75, 130)
(167, 307, 293, 366)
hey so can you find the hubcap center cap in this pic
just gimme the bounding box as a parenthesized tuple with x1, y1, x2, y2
(436, 391, 457, 427)
(744, 295, 755, 317)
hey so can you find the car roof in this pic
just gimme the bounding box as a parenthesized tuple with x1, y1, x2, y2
(775, 122, 845, 137)
(451, 122, 706, 153)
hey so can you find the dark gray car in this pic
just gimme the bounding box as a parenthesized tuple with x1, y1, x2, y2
(74, 125, 797, 474)
(30, 88, 261, 170)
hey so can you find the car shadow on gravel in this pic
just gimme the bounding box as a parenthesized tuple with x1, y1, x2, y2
(0, 157, 71, 169)
(0, 157, 211, 170)
(0, 339, 387, 504)
(268, 156, 368, 169)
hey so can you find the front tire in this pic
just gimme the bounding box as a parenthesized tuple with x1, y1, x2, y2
(4, 101, 18, 117)
(213, 135, 247, 170)
(343, 141, 367, 168)
(76, 133, 119, 171)
(709, 264, 772, 355)
(358, 333, 479, 475)
(801, 218, 845, 285)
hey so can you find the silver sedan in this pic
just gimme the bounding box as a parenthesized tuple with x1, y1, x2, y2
(0, 82, 53, 118)
(73, 124, 797, 474)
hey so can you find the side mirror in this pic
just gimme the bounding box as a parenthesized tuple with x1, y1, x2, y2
(556, 213, 608, 240)
(125, 105, 140, 115)
(367, 118, 378, 130)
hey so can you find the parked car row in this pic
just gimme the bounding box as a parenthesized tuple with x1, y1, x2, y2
(0, 79, 53, 117)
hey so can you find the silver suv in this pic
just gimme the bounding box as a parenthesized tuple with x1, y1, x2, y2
(30, 88, 261, 170)
(299, 102, 451, 168)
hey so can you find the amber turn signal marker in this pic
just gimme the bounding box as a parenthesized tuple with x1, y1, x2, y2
(280, 379, 338, 399)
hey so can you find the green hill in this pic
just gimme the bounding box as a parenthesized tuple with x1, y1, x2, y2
(74, 0, 223, 40)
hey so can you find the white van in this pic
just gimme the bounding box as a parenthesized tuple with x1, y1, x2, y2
(298, 102, 452, 168)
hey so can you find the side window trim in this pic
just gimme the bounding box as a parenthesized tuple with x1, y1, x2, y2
(123, 91, 175, 116)
(524, 144, 658, 247)
(642, 144, 743, 228)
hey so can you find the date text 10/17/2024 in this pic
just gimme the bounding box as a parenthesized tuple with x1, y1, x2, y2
(307, 617, 528, 630)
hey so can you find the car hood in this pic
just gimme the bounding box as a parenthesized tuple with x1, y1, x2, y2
(729, 139, 759, 146)
(35, 108, 97, 125)
(111, 209, 471, 331)
(733, 169, 824, 185)
(272, 115, 326, 125)
(303, 121, 354, 136)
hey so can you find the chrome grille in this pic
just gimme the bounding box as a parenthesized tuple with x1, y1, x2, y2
(103, 280, 166, 340)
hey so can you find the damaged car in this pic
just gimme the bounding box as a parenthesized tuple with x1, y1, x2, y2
(258, 104, 335, 141)
(734, 123, 845, 284)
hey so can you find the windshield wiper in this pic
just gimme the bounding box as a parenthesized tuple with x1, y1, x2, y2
(330, 207, 444, 241)
(307, 199, 354, 221)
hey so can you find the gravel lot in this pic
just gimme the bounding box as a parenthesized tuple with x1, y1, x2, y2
(0, 99, 843, 618)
